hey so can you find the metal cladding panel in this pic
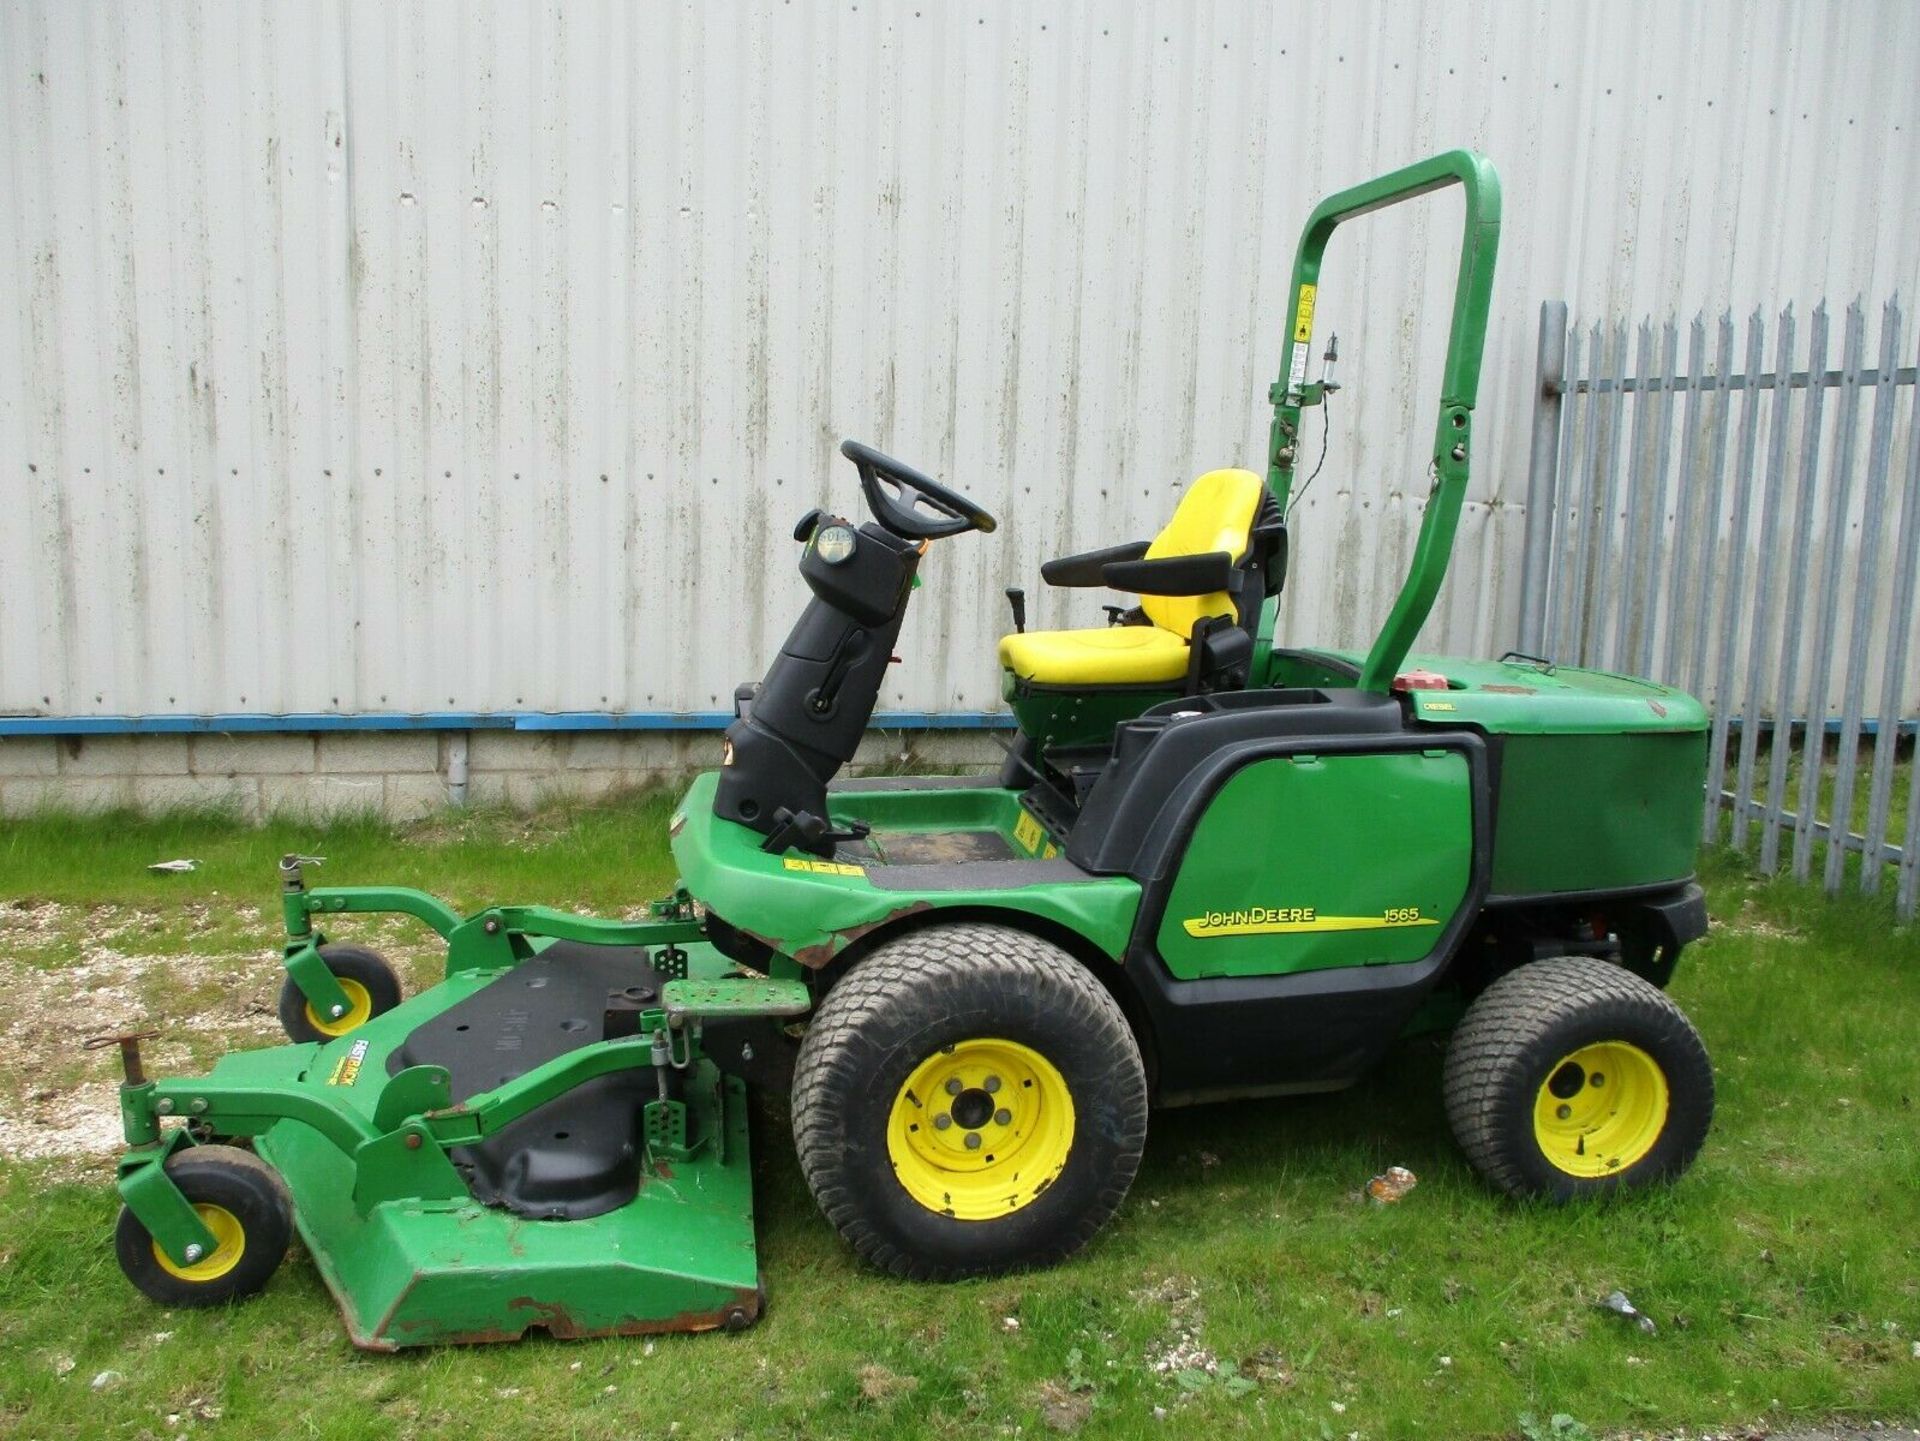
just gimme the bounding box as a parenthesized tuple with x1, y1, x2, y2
(3, 1, 1918, 720)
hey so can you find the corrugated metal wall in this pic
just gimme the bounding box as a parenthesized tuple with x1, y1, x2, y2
(4, 0, 1918, 723)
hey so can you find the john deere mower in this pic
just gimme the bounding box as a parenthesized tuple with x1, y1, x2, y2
(98, 150, 1714, 1348)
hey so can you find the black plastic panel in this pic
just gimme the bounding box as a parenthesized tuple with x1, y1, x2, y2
(1066, 688, 1408, 876)
(389, 943, 670, 1221)
(1115, 729, 1495, 1104)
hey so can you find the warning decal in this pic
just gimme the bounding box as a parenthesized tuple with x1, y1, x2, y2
(1293, 283, 1317, 342)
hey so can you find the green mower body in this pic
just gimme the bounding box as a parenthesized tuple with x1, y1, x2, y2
(677, 647, 1707, 1108)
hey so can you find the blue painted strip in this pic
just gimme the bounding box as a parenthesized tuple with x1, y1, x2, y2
(1721, 715, 1919, 738)
(0, 709, 1018, 737)
(0, 708, 1908, 740)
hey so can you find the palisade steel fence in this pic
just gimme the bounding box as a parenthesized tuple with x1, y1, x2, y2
(1517, 298, 1920, 919)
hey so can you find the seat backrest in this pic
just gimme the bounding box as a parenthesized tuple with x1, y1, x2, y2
(1139, 468, 1266, 639)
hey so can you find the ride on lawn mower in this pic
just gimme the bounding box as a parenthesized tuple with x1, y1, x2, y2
(97, 150, 1715, 1349)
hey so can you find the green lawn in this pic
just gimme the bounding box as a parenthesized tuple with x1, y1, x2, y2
(1718, 735, 1915, 850)
(0, 794, 1916, 1440)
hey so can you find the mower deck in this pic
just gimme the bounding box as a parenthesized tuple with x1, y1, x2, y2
(222, 941, 760, 1349)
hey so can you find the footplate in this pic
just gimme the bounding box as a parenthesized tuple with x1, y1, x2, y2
(662, 976, 812, 1022)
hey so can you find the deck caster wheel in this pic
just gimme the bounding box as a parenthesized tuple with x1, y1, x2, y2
(792, 923, 1147, 1280)
(114, 1146, 293, 1307)
(1443, 955, 1714, 1201)
(277, 943, 402, 1043)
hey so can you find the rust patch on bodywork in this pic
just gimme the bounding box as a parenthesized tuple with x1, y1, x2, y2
(364, 1286, 764, 1348)
(745, 901, 935, 971)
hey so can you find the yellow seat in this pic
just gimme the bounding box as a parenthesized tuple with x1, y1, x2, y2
(998, 468, 1266, 688)
(998, 624, 1193, 686)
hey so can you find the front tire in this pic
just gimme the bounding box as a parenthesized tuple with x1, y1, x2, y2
(114, 1146, 293, 1307)
(791, 923, 1147, 1280)
(1443, 955, 1713, 1201)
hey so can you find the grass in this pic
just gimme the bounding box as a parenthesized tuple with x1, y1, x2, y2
(0, 793, 1917, 1440)
(1720, 735, 1915, 850)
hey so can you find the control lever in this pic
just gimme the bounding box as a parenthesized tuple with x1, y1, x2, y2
(1005, 587, 1026, 634)
(805, 628, 871, 716)
(759, 807, 872, 858)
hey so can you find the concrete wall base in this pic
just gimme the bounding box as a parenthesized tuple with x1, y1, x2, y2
(0, 730, 1004, 821)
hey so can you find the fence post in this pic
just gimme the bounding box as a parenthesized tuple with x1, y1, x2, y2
(1517, 301, 1568, 654)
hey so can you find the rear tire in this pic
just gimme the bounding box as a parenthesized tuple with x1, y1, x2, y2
(791, 923, 1147, 1280)
(115, 1146, 293, 1307)
(1443, 955, 1713, 1201)
(277, 943, 402, 1044)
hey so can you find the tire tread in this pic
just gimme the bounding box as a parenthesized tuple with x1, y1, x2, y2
(791, 922, 1145, 1281)
(1443, 955, 1711, 1199)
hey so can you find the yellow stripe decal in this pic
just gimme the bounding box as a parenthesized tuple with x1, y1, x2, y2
(1183, 909, 1439, 938)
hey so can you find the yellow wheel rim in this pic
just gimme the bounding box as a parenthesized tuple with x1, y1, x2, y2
(886, 1038, 1075, 1220)
(304, 977, 373, 1038)
(1532, 1041, 1669, 1178)
(151, 1202, 246, 1282)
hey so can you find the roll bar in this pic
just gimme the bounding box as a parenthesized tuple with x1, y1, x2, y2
(1265, 149, 1502, 694)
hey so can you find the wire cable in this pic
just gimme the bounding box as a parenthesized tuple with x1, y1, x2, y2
(1286, 391, 1333, 517)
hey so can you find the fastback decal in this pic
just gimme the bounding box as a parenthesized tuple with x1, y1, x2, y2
(327, 1038, 371, 1086)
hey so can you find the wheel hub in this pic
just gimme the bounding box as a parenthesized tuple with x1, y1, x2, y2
(304, 977, 373, 1038)
(886, 1038, 1075, 1220)
(1531, 1040, 1669, 1178)
(151, 1202, 246, 1282)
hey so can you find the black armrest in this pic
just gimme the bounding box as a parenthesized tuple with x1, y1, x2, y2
(1040, 540, 1149, 587)
(1102, 550, 1236, 596)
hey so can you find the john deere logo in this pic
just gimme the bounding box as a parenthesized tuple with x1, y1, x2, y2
(1183, 906, 1437, 938)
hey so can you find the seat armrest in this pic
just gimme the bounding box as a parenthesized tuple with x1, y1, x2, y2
(1040, 540, 1150, 587)
(1102, 550, 1236, 596)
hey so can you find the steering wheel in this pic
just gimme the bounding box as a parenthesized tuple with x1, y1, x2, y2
(840, 439, 997, 540)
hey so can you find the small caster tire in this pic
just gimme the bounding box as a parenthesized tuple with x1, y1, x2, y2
(1443, 955, 1714, 1201)
(115, 1146, 293, 1308)
(277, 943, 401, 1043)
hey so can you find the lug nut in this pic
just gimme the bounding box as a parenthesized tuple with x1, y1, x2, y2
(944, 1077, 963, 1096)
(1556, 1104, 1572, 1120)
(1591, 1073, 1605, 1088)
(182, 1244, 204, 1263)
(329, 1003, 347, 1018)
(933, 1114, 952, 1131)
(994, 1108, 1012, 1126)
(983, 1075, 1002, 1094)
(963, 1133, 982, 1151)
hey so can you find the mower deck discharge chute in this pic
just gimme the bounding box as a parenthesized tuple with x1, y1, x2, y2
(103, 150, 1716, 1346)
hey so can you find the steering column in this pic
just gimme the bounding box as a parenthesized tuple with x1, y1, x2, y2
(711, 440, 995, 856)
